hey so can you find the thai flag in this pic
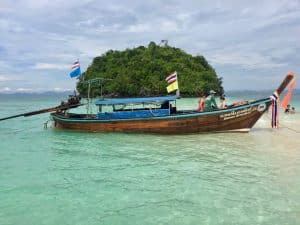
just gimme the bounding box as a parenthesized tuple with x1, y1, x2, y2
(70, 60, 81, 78)
(165, 71, 177, 84)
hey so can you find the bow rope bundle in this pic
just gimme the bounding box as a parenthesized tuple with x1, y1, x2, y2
(269, 72, 296, 129)
(270, 91, 279, 128)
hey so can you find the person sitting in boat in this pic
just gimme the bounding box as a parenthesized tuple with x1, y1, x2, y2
(291, 107, 296, 114)
(285, 104, 291, 113)
(198, 93, 206, 112)
(230, 100, 249, 107)
(219, 95, 227, 109)
(204, 90, 218, 111)
(161, 101, 170, 109)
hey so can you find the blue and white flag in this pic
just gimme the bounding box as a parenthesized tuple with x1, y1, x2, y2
(70, 60, 81, 78)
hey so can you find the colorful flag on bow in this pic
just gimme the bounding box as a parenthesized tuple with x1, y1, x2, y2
(270, 91, 279, 128)
(70, 60, 81, 78)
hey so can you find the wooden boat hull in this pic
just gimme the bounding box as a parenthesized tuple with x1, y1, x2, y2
(51, 98, 272, 134)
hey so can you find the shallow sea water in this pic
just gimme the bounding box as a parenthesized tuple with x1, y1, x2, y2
(0, 93, 299, 225)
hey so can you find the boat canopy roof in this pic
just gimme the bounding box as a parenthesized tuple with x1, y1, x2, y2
(95, 95, 177, 105)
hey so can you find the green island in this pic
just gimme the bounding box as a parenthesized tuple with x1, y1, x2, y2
(77, 41, 224, 97)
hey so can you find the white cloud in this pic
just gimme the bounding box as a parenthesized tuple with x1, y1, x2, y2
(53, 87, 72, 92)
(16, 88, 33, 92)
(208, 51, 287, 69)
(0, 87, 11, 92)
(160, 20, 179, 32)
(176, 13, 191, 22)
(253, 11, 300, 30)
(33, 63, 69, 70)
(0, 87, 74, 93)
(128, 23, 151, 33)
(127, 20, 179, 33)
(0, 75, 23, 82)
(0, 0, 299, 90)
(0, 19, 25, 33)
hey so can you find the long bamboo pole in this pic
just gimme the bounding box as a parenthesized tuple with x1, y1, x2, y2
(0, 102, 83, 122)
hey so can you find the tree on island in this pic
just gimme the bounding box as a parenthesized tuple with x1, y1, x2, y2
(76, 41, 224, 97)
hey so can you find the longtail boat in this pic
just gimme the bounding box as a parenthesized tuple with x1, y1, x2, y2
(50, 73, 296, 134)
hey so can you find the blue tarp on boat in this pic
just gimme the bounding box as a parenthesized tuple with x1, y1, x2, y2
(98, 109, 170, 119)
(95, 95, 177, 105)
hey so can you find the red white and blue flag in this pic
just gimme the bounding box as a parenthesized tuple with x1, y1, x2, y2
(70, 60, 81, 78)
(165, 71, 177, 84)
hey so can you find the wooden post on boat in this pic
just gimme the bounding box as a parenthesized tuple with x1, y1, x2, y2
(274, 72, 295, 96)
(79, 77, 113, 115)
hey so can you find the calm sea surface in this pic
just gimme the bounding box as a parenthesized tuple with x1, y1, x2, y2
(0, 92, 299, 225)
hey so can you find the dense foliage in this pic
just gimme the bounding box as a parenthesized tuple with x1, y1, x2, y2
(77, 42, 224, 97)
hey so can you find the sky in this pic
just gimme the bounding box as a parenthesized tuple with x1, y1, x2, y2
(0, 0, 300, 93)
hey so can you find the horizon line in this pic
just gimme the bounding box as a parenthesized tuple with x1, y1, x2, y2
(0, 89, 299, 95)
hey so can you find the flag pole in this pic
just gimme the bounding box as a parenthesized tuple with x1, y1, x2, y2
(176, 71, 180, 97)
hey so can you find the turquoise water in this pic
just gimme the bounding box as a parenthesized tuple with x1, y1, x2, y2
(0, 93, 300, 225)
